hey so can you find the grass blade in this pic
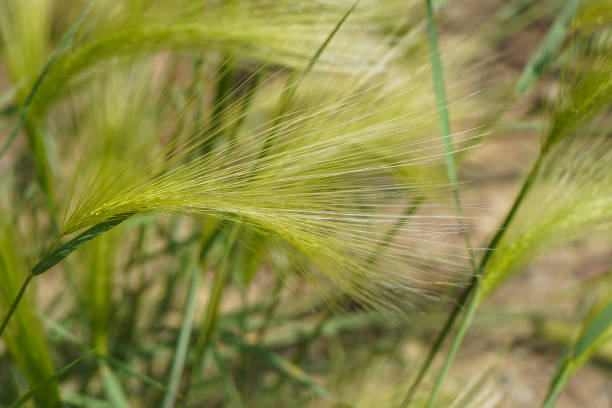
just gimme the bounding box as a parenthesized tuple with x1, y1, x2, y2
(10, 350, 93, 408)
(32, 213, 132, 276)
(278, 1, 358, 113)
(515, 0, 579, 94)
(0, 273, 34, 337)
(573, 300, 612, 358)
(424, 0, 477, 274)
(161, 259, 201, 408)
(40, 313, 179, 396)
(220, 331, 341, 403)
(101, 365, 129, 408)
(0, 222, 59, 407)
(541, 299, 612, 408)
(415, 1, 478, 404)
(192, 225, 240, 377)
(211, 342, 244, 408)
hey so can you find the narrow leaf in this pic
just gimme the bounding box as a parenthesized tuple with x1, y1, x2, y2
(220, 331, 340, 402)
(101, 365, 129, 408)
(10, 351, 93, 408)
(161, 260, 200, 408)
(515, 0, 579, 94)
(32, 213, 131, 276)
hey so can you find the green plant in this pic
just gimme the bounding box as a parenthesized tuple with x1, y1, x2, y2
(0, 1, 611, 407)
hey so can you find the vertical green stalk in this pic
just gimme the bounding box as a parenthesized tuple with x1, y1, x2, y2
(408, 0, 557, 399)
(421, 156, 543, 407)
(192, 225, 240, 379)
(82, 234, 116, 354)
(404, 2, 478, 404)
(541, 360, 572, 408)
(423, 0, 477, 275)
(161, 260, 201, 408)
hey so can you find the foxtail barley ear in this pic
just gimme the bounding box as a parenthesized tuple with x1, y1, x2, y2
(575, 0, 612, 32)
(0, 220, 61, 407)
(482, 29, 612, 297)
(29, 0, 408, 117)
(55, 48, 483, 311)
(543, 27, 612, 153)
(482, 131, 612, 296)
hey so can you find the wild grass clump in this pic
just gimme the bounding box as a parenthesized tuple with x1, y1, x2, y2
(0, 1, 611, 407)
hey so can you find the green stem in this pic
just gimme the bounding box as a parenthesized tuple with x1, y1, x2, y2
(409, 7, 564, 389)
(423, 0, 477, 275)
(161, 260, 201, 408)
(403, 2, 478, 404)
(0, 272, 34, 337)
(192, 226, 240, 378)
(419, 156, 543, 406)
(426, 286, 482, 407)
(541, 360, 572, 408)
(0, 215, 130, 338)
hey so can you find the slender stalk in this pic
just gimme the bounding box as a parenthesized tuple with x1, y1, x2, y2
(425, 286, 482, 407)
(403, 2, 563, 402)
(419, 156, 543, 407)
(0, 215, 130, 338)
(211, 343, 244, 408)
(423, 0, 477, 275)
(161, 260, 201, 408)
(0, 272, 34, 337)
(192, 226, 240, 378)
(541, 361, 572, 408)
(403, 2, 479, 404)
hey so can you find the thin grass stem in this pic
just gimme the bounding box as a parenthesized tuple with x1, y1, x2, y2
(192, 225, 240, 378)
(0, 272, 34, 337)
(416, 156, 543, 406)
(161, 260, 201, 408)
